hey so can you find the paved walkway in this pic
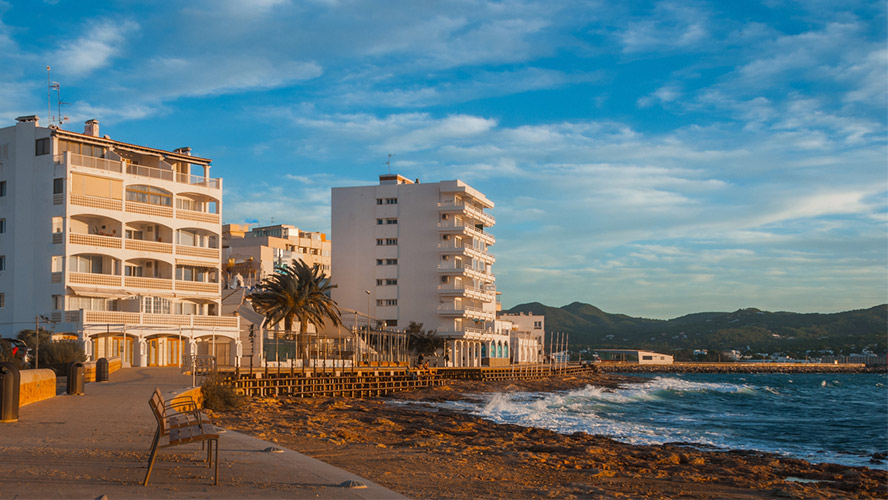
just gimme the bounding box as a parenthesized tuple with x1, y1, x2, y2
(0, 368, 405, 499)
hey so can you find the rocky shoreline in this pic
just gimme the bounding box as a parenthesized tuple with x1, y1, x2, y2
(210, 371, 888, 499)
(596, 362, 886, 374)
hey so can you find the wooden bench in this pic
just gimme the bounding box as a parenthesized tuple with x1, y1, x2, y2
(144, 387, 220, 486)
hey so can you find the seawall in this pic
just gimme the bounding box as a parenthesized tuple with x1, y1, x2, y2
(596, 362, 885, 374)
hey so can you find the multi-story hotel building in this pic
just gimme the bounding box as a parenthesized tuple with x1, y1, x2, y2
(222, 223, 331, 287)
(332, 174, 507, 367)
(0, 116, 239, 367)
(498, 312, 545, 364)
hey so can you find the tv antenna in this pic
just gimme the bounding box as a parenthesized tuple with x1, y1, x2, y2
(385, 153, 395, 173)
(46, 66, 69, 127)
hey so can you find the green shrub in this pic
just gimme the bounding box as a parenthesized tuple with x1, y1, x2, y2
(200, 372, 244, 411)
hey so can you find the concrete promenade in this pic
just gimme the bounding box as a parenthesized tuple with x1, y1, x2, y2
(0, 367, 405, 499)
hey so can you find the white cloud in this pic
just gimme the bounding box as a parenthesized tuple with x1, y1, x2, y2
(52, 19, 138, 77)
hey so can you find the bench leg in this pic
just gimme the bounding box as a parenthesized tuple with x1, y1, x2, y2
(206, 438, 213, 466)
(143, 438, 160, 486)
(213, 438, 219, 485)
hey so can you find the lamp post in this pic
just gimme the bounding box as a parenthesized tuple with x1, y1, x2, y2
(364, 290, 371, 362)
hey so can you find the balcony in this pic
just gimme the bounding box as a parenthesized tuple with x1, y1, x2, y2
(175, 281, 220, 294)
(439, 241, 495, 263)
(69, 310, 238, 329)
(177, 209, 220, 224)
(69, 272, 122, 287)
(437, 221, 495, 245)
(125, 200, 174, 219)
(176, 245, 220, 259)
(437, 200, 495, 227)
(437, 284, 495, 301)
(57, 153, 221, 190)
(125, 276, 174, 291)
(69, 233, 122, 249)
(125, 239, 173, 254)
(70, 194, 123, 212)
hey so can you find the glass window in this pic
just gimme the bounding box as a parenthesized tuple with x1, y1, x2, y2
(0, 255, 5, 270)
(0, 181, 6, 196)
(53, 178, 64, 194)
(0, 219, 5, 233)
(35, 138, 50, 156)
(52, 217, 63, 233)
(0, 293, 4, 308)
(51, 256, 63, 272)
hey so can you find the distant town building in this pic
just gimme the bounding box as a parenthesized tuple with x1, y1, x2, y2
(331, 174, 498, 367)
(0, 116, 238, 367)
(498, 312, 545, 364)
(595, 349, 674, 364)
(222, 223, 331, 287)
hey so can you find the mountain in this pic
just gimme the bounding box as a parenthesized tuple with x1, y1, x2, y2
(505, 303, 888, 356)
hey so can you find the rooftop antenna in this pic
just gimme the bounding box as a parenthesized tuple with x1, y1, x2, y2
(385, 153, 395, 174)
(46, 65, 69, 127)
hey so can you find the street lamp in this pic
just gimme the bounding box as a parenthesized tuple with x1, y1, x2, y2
(364, 290, 371, 362)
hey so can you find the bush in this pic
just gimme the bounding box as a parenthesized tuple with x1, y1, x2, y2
(0, 342, 28, 370)
(200, 372, 244, 411)
(18, 329, 86, 373)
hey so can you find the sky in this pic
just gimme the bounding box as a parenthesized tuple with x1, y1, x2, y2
(0, 0, 885, 319)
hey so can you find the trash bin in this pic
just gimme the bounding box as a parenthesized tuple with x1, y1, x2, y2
(96, 358, 109, 382)
(0, 362, 20, 423)
(67, 361, 85, 396)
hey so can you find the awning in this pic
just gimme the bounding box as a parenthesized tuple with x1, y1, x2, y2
(176, 259, 219, 268)
(67, 286, 130, 298)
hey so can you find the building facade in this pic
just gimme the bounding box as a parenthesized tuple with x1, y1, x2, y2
(498, 312, 545, 364)
(222, 223, 331, 287)
(332, 174, 497, 367)
(0, 116, 239, 367)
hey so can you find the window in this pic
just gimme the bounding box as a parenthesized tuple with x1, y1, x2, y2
(52, 295, 63, 311)
(0, 219, 5, 233)
(0, 255, 5, 271)
(52, 217, 63, 233)
(377, 299, 398, 306)
(376, 279, 398, 286)
(51, 256, 63, 272)
(126, 185, 172, 206)
(386, 218, 397, 224)
(71, 173, 122, 200)
(376, 198, 398, 205)
(376, 218, 384, 225)
(35, 138, 50, 156)
(642, 355, 653, 361)
(533, 321, 542, 329)
(386, 258, 398, 265)
(0, 181, 6, 196)
(0, 293, 4, 308)
(386, 320, 397, 327)
(376, 238, 398, 246)
(53, 178, 64, 194)
(125, 265, 143, 277)
(376, 259, 384, 265)
(58, 140, 105, 158)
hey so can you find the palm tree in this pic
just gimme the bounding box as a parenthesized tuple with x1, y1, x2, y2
(249, 259, 342, 367)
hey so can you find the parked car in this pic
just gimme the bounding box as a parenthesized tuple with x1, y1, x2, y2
(1, 338, 32, 365)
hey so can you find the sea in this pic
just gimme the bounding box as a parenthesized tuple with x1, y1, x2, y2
(434, 372, 888, 469)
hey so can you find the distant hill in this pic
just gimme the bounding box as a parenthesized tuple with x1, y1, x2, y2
(505, 303, 888, 356)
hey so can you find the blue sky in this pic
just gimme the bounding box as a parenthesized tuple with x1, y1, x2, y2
(1, 0, 885, 318)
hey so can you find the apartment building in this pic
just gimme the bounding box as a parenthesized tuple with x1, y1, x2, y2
(0, 116, 239, 367)
(331, 174, 500, 367)
(222, 223, 331, 287)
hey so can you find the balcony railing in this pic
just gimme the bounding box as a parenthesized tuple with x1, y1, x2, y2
(125, 239, 173, 254)
(175, 281, 220, 294)
(125, 276, 174, 290)
(70, 194, 123, 212)
(438, 200, 495, 226)
(69, 233, 122, 249)
(176, 245, 220, 259)
(69, 272, 122, 287)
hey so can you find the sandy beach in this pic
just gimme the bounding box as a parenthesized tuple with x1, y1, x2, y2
(210, 372, 888, 499)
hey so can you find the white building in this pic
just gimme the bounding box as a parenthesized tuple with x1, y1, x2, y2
(498, 312, 545, 364)
(222, 223, 331, 287)
(331, 174, 499, 367)
(0, 116, 239, 367)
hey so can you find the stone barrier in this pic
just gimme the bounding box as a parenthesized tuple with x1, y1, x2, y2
(18, 369, 56, 407)
(83, 357, 122, 382)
